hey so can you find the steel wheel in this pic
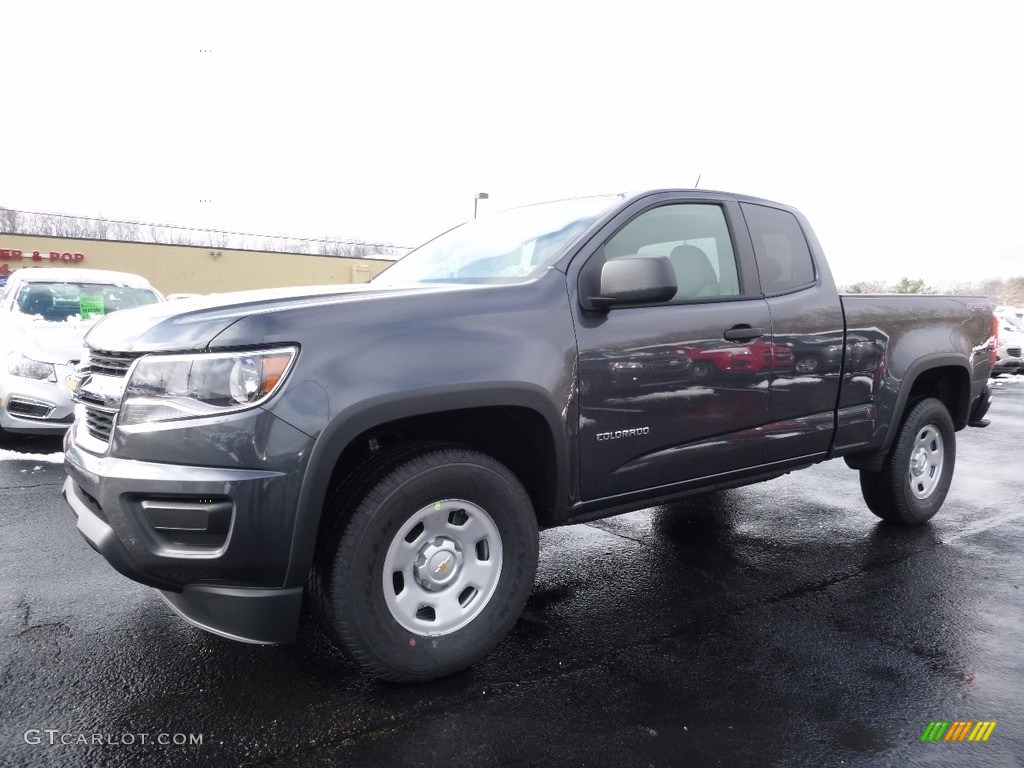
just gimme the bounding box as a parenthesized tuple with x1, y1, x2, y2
(908, 424, 944, 500)
(859, 397, 955, 526)
(382, 499, 503, 636)
(318, 444, 538, 681)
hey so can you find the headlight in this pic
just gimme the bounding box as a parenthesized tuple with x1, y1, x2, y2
(8, 353, 56, 381)
(118, 346, 297, 425)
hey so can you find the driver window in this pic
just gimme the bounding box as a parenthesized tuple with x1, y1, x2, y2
(604, 203, 741, 302)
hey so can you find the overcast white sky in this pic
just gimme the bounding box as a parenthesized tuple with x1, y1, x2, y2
(4, 1, 1022, 286)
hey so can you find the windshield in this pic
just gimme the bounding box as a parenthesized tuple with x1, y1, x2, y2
(374, 196, 617, 285)
(15, 281, 160, 322)
(1001, 314, 1024, 333)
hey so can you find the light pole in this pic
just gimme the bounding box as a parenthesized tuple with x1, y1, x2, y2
(473, 192, 489, 219)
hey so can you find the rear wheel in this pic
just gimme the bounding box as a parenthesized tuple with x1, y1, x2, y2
(859, 397, 956, 525)
(794, 355, 821, 374)
(318, 445, 538, 681)
(691, 361, 715, 381)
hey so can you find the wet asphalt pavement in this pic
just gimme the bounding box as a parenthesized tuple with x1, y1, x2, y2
(2, 379, 1022, 767)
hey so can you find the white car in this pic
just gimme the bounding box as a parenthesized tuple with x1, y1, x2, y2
(0, 268, 162, 439)
(993, 313, 1024, 377)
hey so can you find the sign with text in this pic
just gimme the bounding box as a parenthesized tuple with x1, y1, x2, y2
(0, 248, 87, 276)
(78, 292, 106, 319)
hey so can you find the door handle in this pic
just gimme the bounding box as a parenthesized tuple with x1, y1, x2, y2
(723, 325, 764, 342)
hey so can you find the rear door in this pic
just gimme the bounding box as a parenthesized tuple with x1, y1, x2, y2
(739, 202, 845, 462)
(571, 193, 771, 501)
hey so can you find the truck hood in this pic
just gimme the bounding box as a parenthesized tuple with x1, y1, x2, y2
(83, 282, 467, 352)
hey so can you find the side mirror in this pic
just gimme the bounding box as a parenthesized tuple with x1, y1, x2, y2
(587, 254, 677, 310)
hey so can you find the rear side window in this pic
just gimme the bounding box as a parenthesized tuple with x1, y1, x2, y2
(741, 203, 816, 295)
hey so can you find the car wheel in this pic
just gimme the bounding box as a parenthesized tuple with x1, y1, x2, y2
(794, 355, 821, 374)
(859, 397, 956, 525)
(691, 361, 715, 381)
(318, 444, 538, 681)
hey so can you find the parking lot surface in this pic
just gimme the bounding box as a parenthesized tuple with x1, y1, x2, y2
(2, 378, 1022, 767)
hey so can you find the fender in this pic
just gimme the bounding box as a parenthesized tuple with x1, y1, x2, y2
(281, 382, 571, 587)
(879, 353, 972, 454)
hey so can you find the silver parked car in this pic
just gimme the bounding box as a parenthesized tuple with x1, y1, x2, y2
(993, 313, 1024, 377)
(0, 268, 162, 439)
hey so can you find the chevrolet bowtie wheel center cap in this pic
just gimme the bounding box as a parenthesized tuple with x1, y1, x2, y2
(414, 537, 463, 591)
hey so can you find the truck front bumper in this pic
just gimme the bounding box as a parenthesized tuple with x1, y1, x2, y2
(63, 434, 305, 644)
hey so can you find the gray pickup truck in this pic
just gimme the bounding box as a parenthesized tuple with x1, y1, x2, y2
(63, 190, 995, 681)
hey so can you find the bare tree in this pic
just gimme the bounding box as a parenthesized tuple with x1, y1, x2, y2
(0, 207, 22, 233)
(999, 277, 1024, 306)
(93, 219, 109, 239)
(0, 206, 401, 264)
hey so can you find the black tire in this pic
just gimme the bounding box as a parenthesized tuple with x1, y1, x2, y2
(308, 441, 438, 629)
(320, 444, 538, 682)
(794, 355, 821, 374)
(859, 398, 956, 525)
(691, 361, 715, 381)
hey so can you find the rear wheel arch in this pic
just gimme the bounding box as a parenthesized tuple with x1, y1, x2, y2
(860, 396, 956, 525)
(844, 360, 969, 472)
(885, 360, 971, 449)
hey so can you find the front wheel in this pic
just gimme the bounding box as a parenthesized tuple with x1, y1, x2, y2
(691, 361, 715, 381)
(321, 445, 538, 682)
(859, 397, 956, 525)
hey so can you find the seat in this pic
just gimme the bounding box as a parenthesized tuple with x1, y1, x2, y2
(20, 288, 54, 317)
(669, 245, 720, 298)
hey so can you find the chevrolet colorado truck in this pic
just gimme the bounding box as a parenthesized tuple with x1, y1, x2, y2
(63, 190, 995, 681)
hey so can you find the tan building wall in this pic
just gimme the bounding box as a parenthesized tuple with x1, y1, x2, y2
(0, 234, 395, 295)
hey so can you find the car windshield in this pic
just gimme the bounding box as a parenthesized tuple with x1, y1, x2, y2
(374, 196, 617, 285)
(15, 281, 160, 322)
(1002, 314, 1024, 333)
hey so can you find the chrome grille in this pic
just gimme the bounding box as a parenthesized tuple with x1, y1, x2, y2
(79, 348, 142, 443)
(84, 404, 116, 443)
(88, 349, 142, 378)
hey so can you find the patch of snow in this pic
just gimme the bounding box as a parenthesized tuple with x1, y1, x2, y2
(772, 376, 823, 387)
(0, 449, 64, 464)
(608, 387, 716, 404)
(992, 373, 1024, 386)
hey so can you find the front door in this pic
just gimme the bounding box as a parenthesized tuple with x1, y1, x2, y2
(573, 198, 772, 501)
